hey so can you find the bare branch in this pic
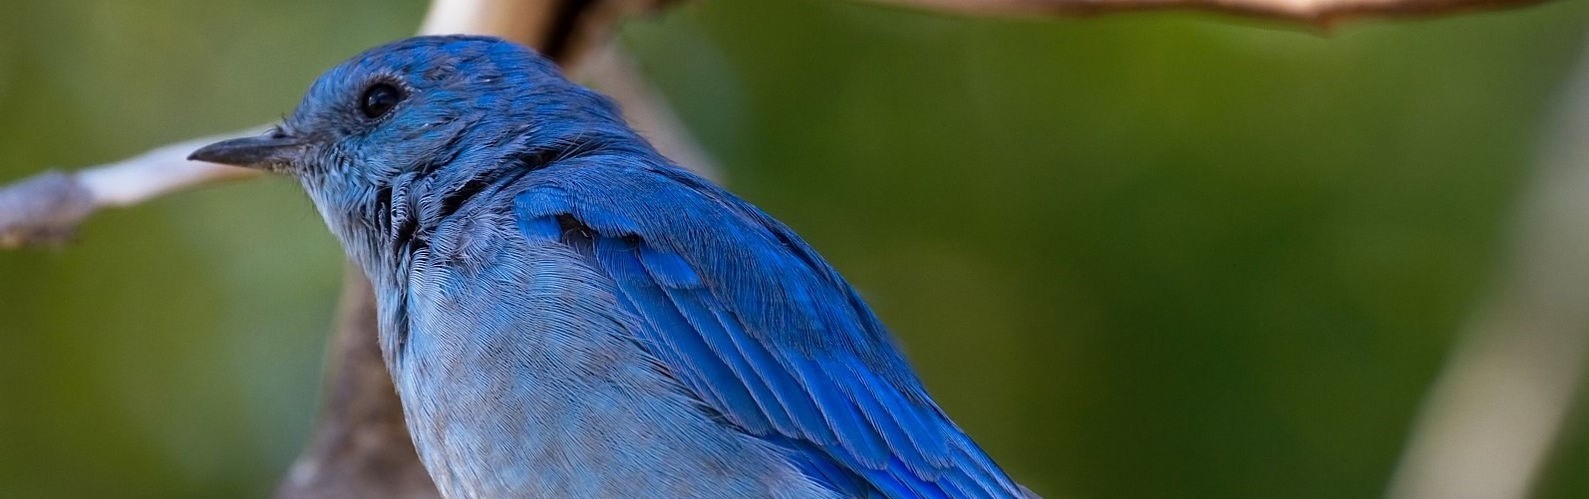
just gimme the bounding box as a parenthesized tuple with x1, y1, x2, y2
(0, 130, 262, 248)
(74, 132, 264, 207)
(865, 0, 1551, 27)
(0, 171, 94, 248)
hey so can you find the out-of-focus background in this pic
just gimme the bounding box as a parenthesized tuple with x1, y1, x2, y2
(1, 0, 1587, 497)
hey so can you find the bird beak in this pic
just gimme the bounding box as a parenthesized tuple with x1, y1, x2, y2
(188, 132, 306, 172)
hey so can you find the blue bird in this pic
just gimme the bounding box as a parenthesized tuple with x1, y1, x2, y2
(191, 36, 1035, 499)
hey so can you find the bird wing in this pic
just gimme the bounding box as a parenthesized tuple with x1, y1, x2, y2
(511, 157, 1029, 499)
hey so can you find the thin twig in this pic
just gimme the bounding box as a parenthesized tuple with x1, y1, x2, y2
(0, 130, 262, 248)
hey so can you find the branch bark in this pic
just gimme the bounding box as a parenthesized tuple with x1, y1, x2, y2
(0, 130, 261, 248)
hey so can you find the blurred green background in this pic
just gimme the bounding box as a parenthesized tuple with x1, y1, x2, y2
(2, 0, 1588, 497)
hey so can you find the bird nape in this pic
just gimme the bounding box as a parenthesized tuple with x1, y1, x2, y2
(190, 35, 1036, 499)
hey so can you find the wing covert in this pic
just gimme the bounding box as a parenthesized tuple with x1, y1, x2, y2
(512, 158, 1028, 498)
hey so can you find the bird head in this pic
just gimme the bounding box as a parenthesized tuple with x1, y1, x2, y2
(189, 35, 643, 268)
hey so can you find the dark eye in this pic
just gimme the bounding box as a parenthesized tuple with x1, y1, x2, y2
(360, 82, 403, 119)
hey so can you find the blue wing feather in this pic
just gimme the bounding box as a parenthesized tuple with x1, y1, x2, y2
(594, 236, 773, 434)
(640, 246, 702, 288)
(672, 287, 812, 440)
(514, 214, 562, 241)
(512, 157, 1030, 498)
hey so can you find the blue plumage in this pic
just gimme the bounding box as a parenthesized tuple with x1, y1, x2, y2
(190, 35, 1034, 499)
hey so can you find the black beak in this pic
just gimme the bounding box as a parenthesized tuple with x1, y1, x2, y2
(188, 132, 305, 171)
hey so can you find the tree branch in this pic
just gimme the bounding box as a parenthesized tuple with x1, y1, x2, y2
(0, 130, 261, 248)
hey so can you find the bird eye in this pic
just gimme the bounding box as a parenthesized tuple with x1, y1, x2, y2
(360, 82, 403, 119)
